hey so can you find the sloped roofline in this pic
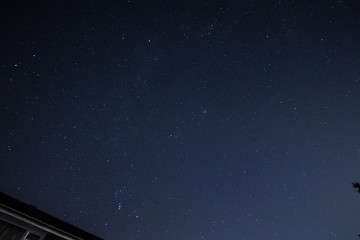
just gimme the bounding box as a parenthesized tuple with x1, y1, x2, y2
(0, 192, 103, 240)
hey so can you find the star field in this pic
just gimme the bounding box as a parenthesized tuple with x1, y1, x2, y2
(1, 1, 360, 239)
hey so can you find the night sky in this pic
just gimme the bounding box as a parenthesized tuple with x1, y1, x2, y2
(1, 1, 360, 239)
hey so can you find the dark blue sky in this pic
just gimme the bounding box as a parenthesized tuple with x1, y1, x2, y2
(1, 1, 360, 239)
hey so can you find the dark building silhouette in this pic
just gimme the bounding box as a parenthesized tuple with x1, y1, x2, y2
(0, 192, 103, 240)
